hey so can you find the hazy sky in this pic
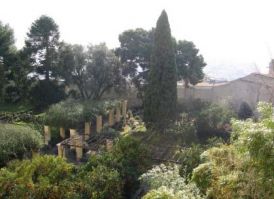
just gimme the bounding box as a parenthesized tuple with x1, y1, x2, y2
(1, 0, 274, 79)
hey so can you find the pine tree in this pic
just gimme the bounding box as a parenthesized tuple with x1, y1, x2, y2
(144, 10, 177, 129)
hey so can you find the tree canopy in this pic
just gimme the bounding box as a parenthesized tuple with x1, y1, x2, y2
(25, 15, 60, 81)
(176, 40, 206, 87)
(58, 43, 125, 100)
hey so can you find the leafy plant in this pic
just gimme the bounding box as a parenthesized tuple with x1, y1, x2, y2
(238, 101, 253, 119)
(178, 144, 203, 181)
(29, 80, 66, 110)
(77, 165, 123, 199)
(192, 102, 274, 198)
(195, 103, 235, 141)
(45, 99, 120, 128)
(169, 113, 198, 145)
(0, 124, 42, 166)
(83, 136, 151, 198)
(0, 155, 76, 198)
(140, 164, 204, 199)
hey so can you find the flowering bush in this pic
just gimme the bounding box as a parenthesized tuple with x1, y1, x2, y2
(192, 102, 274, 198)
(140, 164, 204, 199)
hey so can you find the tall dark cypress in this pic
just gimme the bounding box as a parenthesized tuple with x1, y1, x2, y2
(144, 10, 177, 129)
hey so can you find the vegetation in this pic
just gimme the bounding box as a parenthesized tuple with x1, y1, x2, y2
(176, 40, 206, 87)
(140, 164, 203, 199)
(238, 101, 253, 119)
(25, 15, 60, 81)
(44, 99, 120, 128)
(0, 123, 42, 166)
(116, 30, 206, 100)
(144, 10, 177, 129)
(1, 8, 273, 199)
(58, 43, 126, 100)
(192, 102, 274, 198)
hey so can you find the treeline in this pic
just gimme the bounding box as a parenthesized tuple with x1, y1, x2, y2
(0, 15, 205, 109)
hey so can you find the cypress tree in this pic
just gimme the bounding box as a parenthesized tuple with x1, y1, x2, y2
(144, 10, 177, 129)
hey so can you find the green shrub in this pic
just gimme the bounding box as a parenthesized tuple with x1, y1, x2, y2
(0, 155, 76, 198)
(0, 124, 42, 166)
(178, 144, 203, 181)
(45, 99, 120, 128)
(169, 113, 198, 145)
(195, 103, 235, 141)
(238, 101, 253, 119)
(192, 102, 274, 198)
(140, 164, 204, 199)
(45, 99, 84, 128)
(83, 136, 151, 198)
(142, 187, 177, 199)
(30, 80, 66, 110)
(77, 165, 123, 199)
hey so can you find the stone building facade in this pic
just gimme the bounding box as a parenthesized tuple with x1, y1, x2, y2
(178, 73, 274, 111)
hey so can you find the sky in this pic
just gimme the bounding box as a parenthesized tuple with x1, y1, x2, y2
(1, 0, 274, 80)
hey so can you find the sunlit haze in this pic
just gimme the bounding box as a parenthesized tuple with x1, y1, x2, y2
(1, 0, 274, 79)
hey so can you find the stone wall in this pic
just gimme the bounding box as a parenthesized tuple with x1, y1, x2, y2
(178, 73, 274, 111)
(101, 73, 274, 112)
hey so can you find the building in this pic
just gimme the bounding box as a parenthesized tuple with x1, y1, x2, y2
(178, 60, 274, 111)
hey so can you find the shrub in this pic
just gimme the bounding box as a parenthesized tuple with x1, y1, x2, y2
(45, 99, 84, 128)
(195, 103, 235, 141)
(169, 113, 198, 145)
(192, 102, 274, 198)
(83, 136, 151, 198)
(0, 155, 76, 198)
(142, 187, 177, 199)
(44, 99, 120, 128)
(238, 101, 253, 119)
(29, 80, 66, 110)
(140, 164, 204, 199)
(178, 144, 203, 181)
(77, 165, 123, 199)
(0, 124, 42, 166)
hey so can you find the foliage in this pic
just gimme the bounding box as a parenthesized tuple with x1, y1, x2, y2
(116, 28, 154, 100)
(77, 165, 123, 199)
(178, 144, 203, 181)
(58, 43, 125, 100)
(83, 136, 151, 197)
(0, 155, 77, 198)
(116, 30, 206, 101)
(0, 124, 42, 166)
(176, 40, 206, 87)
(0, 154, 125, 199)
(29, 80, 66, 110)
(140, 164, 204, 199)
(192, 102, 274, 198)
(0, 21, 17, 102)
(238, 101, 253, 119)
(0, 21, 15, 60)
(45, 99, 119, 128)
(195, 103, 235, 140)
(144, 10, 177, 130)
(169, 113, 198, 145)
(45, 99, 84, 128)
(25, 15, 59, 81)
